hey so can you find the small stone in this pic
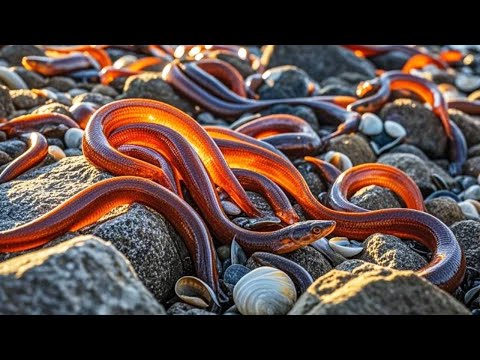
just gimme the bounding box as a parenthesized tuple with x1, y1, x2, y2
(64, 148, 83, 157)
(350, 185, 402, 211)
(123, 72, 194, 114)
(47, 76, 76, 92)
(455, 73, 480, 93)
(223, 264, 250, 286)
(167, 302, 216, 315)
(47, 138, 65, 149)
(458, 201, 479, 218)
(296, 162, 326, 197)
(64, 128, 84, 149)
(0, 85, 14, 118)
(380, 99, 447, 158)
(448, 109, 480, 148)
(463, 156, 480, 177)
(378, 153, 436, 195)
(72, 93, 113, 106)
(384, 120, 407, 138)
(92, 84, 119, 98)
(221, 200, 242, 216)
(258, 66, 311, 99)
(0, 150, 12, 165)
(387, 144, 430, 161)
(0, 236, 165, 315)
(469, 144, 480, 158)
(326, 134, 377, 166)
(359, 113, 383, 136)
(425, 197, 466, 226)
(48, 145, 66, 161)
(463, 185, 480, 201)
(456, 175, 478, 191)
(11, 67, 47, 88)
(468, 90, 480, 101)
(282, 246, 332, 280)
(216, 245, 231, 262)
(0, 139, 26, 158)
(68, 88, 88, 97)
(215, 52, 255, 78)
(9, 89, 47, 110)
(31, 102, 73, 118)
(289, 262, 469, 315)
(360, 233, 428, 271)
(261, 104, 319, 131)
(0, 131, 6, 142)
(0, 45, 44, 66)
(369, 51, 410, 70)
(451, 221, 480, 271)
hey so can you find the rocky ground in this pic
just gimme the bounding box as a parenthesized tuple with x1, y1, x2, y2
(0, 45, 479, 315)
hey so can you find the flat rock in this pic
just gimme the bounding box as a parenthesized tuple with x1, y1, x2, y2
(360, 233, 428, 271)
(11, 67, 47, 88)
(378, 153, 436, 195)
(0, 156, 192, 302)
(449, 109, 480, 148)
(289, 261, 469, 315)
(122, 72, 195, 115)
(450, 221, 480, 272)
(259, 65, 311, 99)
(326, 134, 377, 166)
(0, 45, 44, 66)
(425, 197, 466, 226)
(9, 89, 47, 110)
(0, 85, 14, 118)
(380, 99, 447, 159)
(31, 102, 73, 118)
(350, 185, 402, 210)
(0, 236, 165, 315)
(265, 45, 376, 83)
(463, 156, 480, 177)
(0, 139, 26, 158)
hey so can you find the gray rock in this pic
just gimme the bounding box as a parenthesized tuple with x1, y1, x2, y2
(0, 156, 192, 302)
(122, 72, 194, 115)
(167, 302, 216, 315)
(215, 52, 254, 78)
(259, 66, 311, 99)
(0, 235, 165, 315)
(449, 109, 480, 148)
(31, 102, 73, 118)
(47, 137, 65, 149)
(350, 185, 402, 210)
(451, 221, 480, 272)
(463, 156, 480, 177)
(469, 144, 480, 158)
(0, 150, 11, 165)
(64, 148, 83, 157)
(0, 139, 26, 158)
(289, 262, 469, 315)
(316, 77, 356, 97)
(72, 92, 113, 106)
(9, 89, 47, 109)
(265, 45, 376, 83)
(0, 85, 14, 118)
(11, 67, 47, 89)
(0, 45, 44, 66)
(296, 162, 326, 197)
(260, 104, 319, 131)
(360, 233, 428, 271)
(47, 76, 76, 92)
(335, 259, 366, 272)
(387, 144, 430, 161)
(283, 246, 332, 280)
(92, 84, 119, 98)
(326, 134, 377, 166)
(378, 153, 436, 195)
(380, 99, 447, 159)
(368, 51, 410, 70)
(425, 197, 466, 226)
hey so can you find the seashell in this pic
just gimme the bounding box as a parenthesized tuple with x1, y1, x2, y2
(370, 131, 395, 148)
(48, 145, 66, 161)
(370, 135, 404, 156)
(216, 245, 231, 262)
(221, 200, 242, 216)
(455, 175, 478, 191)
(223, 305, 241, 315)
(465, 284, 480, 305)
(463, 184, 480, 201)
(231, 239, 248, 265)
(323, 151, 352, 171)
(175, 276, 220, 310)
(328, 237, 363, 258)
(113, 55, 138, 69)
(384, 120, 407, 139)
(458, 201, 479, 219)
(455, 73, 480, 93)
(64, 128, 84, 149)
(233, 266, 297, 315)
(232, 216, 281, 230)
(359, 113, 384, 136)
(465, 199, 480, 213)
(309, 237, 347, 266)
(223, 264, 250, 286)
(431, 173, 449, 191)
(425, 190, 461, 202)
(222, 259, 232, 274)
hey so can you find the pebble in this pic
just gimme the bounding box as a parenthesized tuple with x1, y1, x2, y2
(458, 201, 479, 218)
(463, 185, 480, 201)
(64, 128, 84, 149)
(48, 145, 66, 161)
(384, 120, 407, 138)
(223, 264, 250, 286)
(221, 200, 242, 216)
(425, 197, 466, 226)
(455, 72, 480, 93)
(359, 113, 383, 136)
(64, 148, 83, 157)
(326, 134, 376, 166)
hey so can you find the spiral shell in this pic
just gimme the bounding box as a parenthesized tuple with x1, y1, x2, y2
(323, 151, 353, 172)
(233, 266, 297, 315)
(329, 237, 363, 257)
(175, 276, 219, 310)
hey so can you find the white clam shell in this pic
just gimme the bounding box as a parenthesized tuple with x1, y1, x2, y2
(384, 121, 407, 139)
(233, 266, 297, 315)
(64, 128, 84, 149)
(329, 237, 363, 258)
(359, 113, 383, 136)
(465, 284, 480, 305)
(113, 55, 138, 69)
(48, 145, 66, 161)
(458, 201, 479, 218)
(323, 151, 353, 171)
(175, 276, 219, 309)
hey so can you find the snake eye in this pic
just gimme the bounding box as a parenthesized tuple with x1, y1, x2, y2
(312, 226, 322, 234)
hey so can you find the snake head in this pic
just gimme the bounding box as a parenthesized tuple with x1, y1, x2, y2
(356, 78, 381, 98)
(290, 220, 336, 247)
